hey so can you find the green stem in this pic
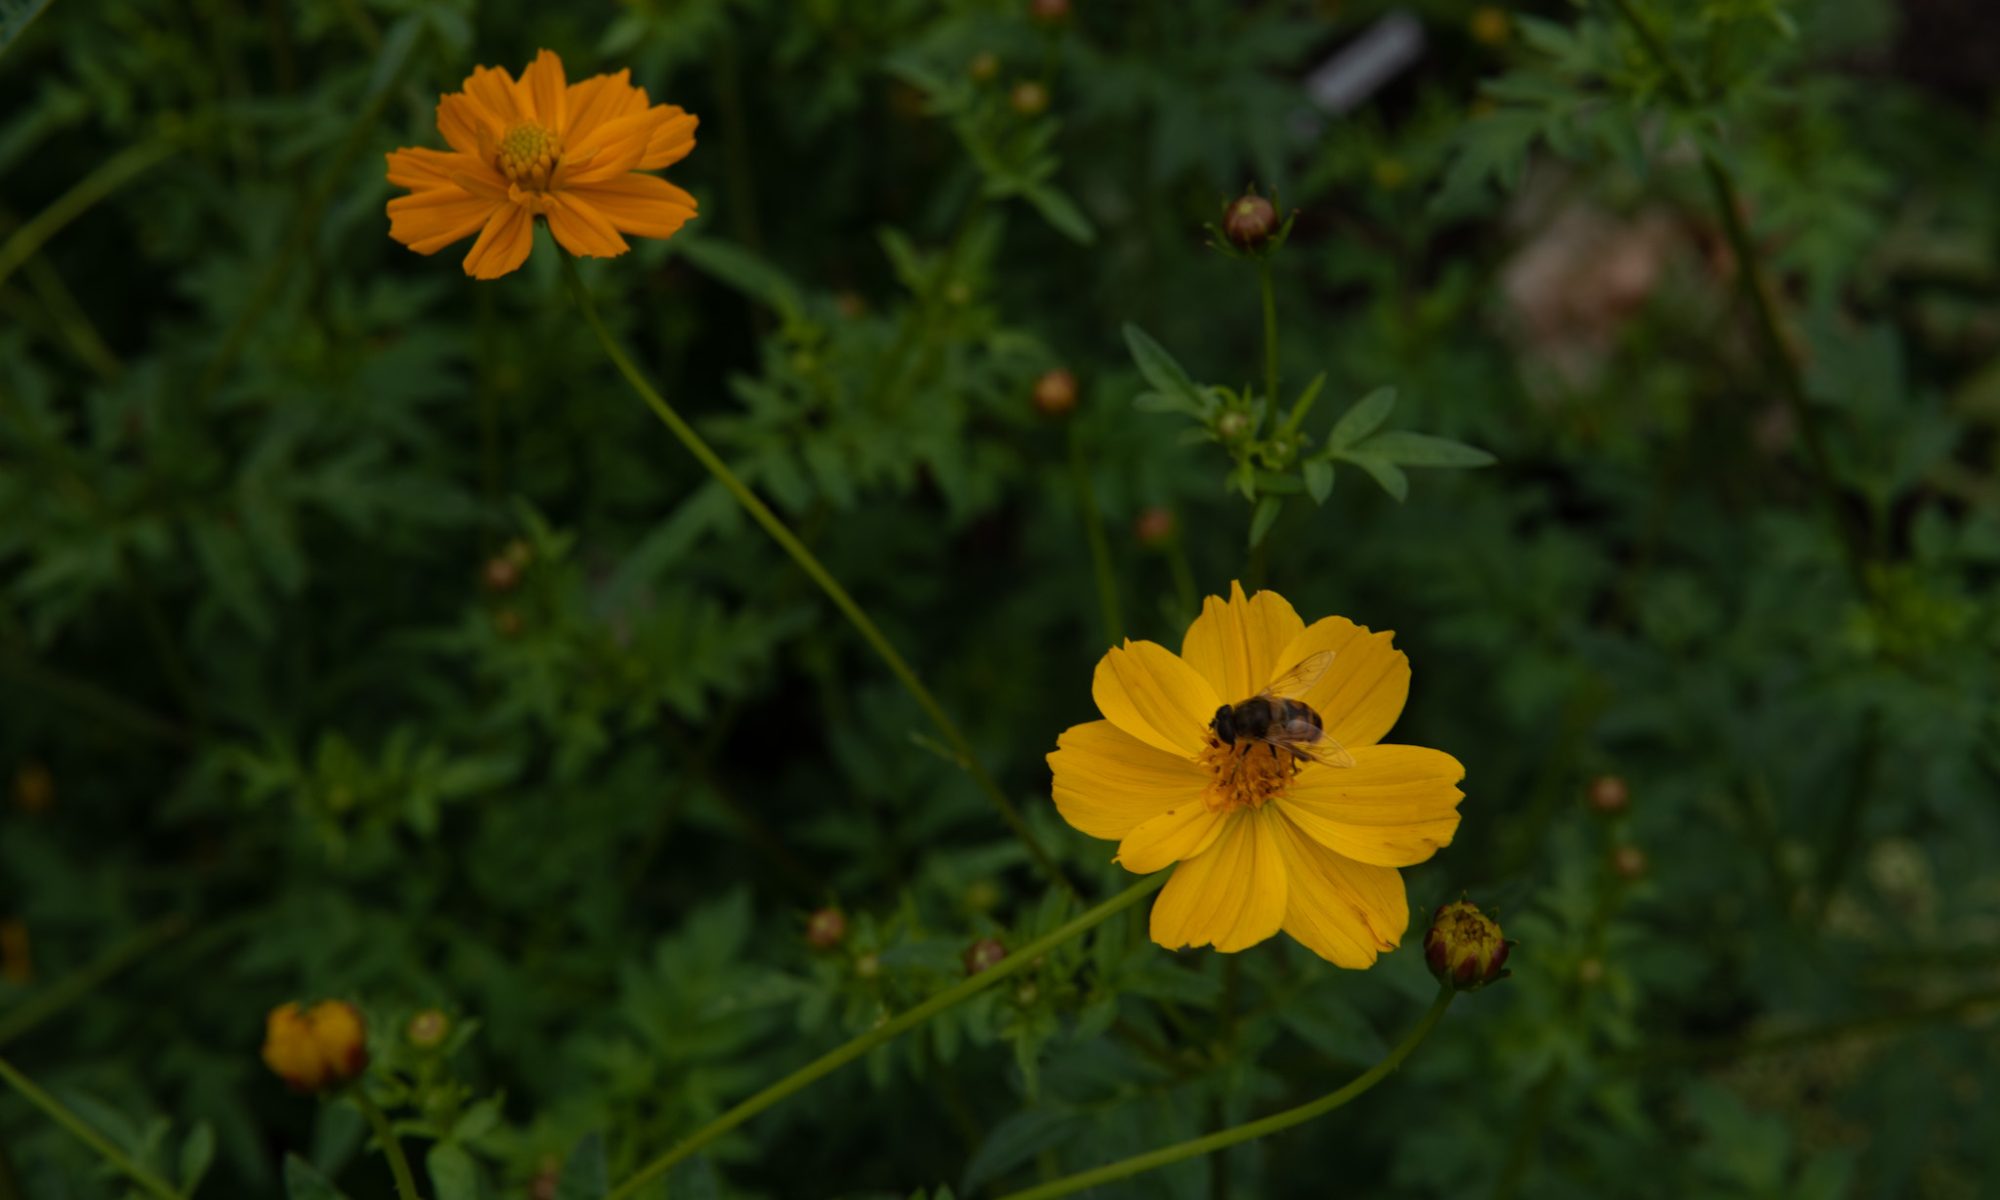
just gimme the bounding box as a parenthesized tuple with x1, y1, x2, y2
(1601, 0, 1870, 594)
(1068, 423, 1122, 646)
(560, 253, 1072, 894)
(1626, 985, 2000, 1069)
(353, 1092, 422, 1200)
(0, 917, 189, 1048)
(1257, 256, 1280, 410)
(606, 874, 1165, 1200)
(0, 1056, 185, 1200)
(1163, 531, 1199, 620)
(999, 986, 1456, 1200)
(0, 141, 172, 294)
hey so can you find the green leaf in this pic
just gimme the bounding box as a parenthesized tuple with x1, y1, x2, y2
(676, 236, 804, 321)
(962, 1108, 1082, 1195)
(1249, 495, 1284, 546)
(1356, 430, 1496, 467)
(554, 1132, 607, 1200)
(1303, 459, 1334, 505)
(180, 1122, 216, 1192)
(284, 1155, 353, 1200)
(1123, 324, 1207, 416)
(1344, 453, 1409, 502)
(1024, 184, 1096, 244)
(1327, 387, 1396, 451)
(427, 1142, 480, 1200)
(666, 1156, 721, 1200)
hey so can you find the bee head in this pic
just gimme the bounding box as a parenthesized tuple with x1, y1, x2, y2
(1211, 704, 1235, 742)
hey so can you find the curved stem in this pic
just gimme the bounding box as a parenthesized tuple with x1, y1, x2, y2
(1257, 257, 1280, 409)
(560, 253, 1072, 894)
(0, 140, 171, 294)
(0, 1056, 185, 1200)
(352, 1092, 422, 1200)
(606, 873, 1166, 1200)
(997, 985, 1456, 1200)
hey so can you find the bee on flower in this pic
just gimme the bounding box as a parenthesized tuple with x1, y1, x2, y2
(385, 50, 698, 279)
(1048, 584, 1466, 966)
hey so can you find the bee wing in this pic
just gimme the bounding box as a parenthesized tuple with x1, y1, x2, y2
(1260, 650, 1334, 702)
(1238, 727, 1358, 770)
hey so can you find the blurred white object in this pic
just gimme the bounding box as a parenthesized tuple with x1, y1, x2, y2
(1304, 10, 1426, 115)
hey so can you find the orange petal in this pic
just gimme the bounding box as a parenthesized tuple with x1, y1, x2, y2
(1272, 744, 1464, 867)
(637, 106, 698, 170)
(1271, 813, 1408, 968)
(1091, 640, 1217, 759)
(1148, 811, 1287, 953)
(519, 49, 567, 131)
(437, 93, 500, 158)
(1048, 720, 1209, 841)
(388, 188, 503, 255)
(1117, 802, 1226, 873)
(544, 192, 629, 259)
(462, 64, 527, 126)
(556, 110, 655, 187)
(1180, 581, 1307, 703)
(386, 146, 464, 190)
(567, 173, 697, 239)
(563, 69, 645, 141)
(461, 204, 534, 279)
(1269, 615, 1410, 750)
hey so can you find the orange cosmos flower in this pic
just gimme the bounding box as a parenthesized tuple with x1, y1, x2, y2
(385, 49, 698, 279)
(1048, 583, 1466, 967)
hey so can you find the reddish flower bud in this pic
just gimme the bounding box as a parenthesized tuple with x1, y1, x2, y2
(1029, 0, 1071, 26)
(1033, 368, 1078, 418)
(1222, 192, 1278, 250)
(1424, 900, 1512, 992)
(805, 908, 848, 950)
(1586, 774, 1629, 815)
(1010, 81, 1050, 116)
(963, 936, 1007, 976)
(482, 555, 521, 593)
(262, 1000, 369, 1093)
(1133, 506, 1177, 548)
(1612, 845, 1648, 880)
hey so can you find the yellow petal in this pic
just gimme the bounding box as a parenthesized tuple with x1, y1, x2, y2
(544, 192, 629, 259)
(1091, 640, 1217, 758)
(1273, 744, 1464, 866)
(1048, 720, 1207, 841)
(568, 174, 697, 240)
(519, 49, 567, 131)
(1116, 802, 1225, 873)
(1270, 615, 1409, 749)
(461, 204, 534, 279)
(1148, 810, 1287, 953)
(1271, 814, 1408, 968)
(1180, 581, 1306, 703)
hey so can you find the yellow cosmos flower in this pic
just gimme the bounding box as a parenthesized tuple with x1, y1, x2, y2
(385, 49, 698, 279)
(1048, 583, 1466, 966)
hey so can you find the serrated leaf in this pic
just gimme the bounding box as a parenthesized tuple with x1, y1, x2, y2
(1327, 387, 1396, 451)
(1123, 324, 1207, 416)
(553, 1132, 606, 1200)
(1345, 453, 1409, 502)
(1303, 459, 1334, 505)
(284, 1155, 353, 1200)
(1356, 430, 1495, 467)
(1249, 495, 1284, 546)
(426, 1142, 479, 1200)
(1024, 184, 1095, 244)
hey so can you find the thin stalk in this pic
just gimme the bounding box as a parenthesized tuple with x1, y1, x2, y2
(560, 253, 1072, 893)
(1068, 423, 1122, 646)
(0, 1056, 185, 1200)
(0, 141, 172, 293)
(0, 916, 190, 1048)
(1624, 985, 2000, 1069)
(352, 1092, 422, 1200)
(1601, 0, 1870, 593)
(1163, 533, 1199, 621)
(1258, 256, 1280, 410)
(605, 874, 1166, 1200)
(999, 986, 1456, 1200)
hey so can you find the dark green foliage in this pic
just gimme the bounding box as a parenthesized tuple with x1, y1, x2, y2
(3, 0, 1999, 1197)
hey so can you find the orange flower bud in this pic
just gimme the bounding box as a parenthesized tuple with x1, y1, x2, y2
(805, 908, 848, 950)
(963, 936, 1007, 976)
(1029, 0, 1071, 26)
(1612, 845, 1648, 880)
(1033, 368, 1078, 417)
(1586, 774, 1629, 814)
(482, 555, 521, 593)
(262, 1000, 369, 1093)
(1133, 506, 1177, 547)
(968, 51, 1001, 84)
(1222, 192, 1278, 250)
(1423, 900, 1512, 992)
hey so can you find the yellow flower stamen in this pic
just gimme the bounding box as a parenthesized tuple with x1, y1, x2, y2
(496, 121, 560, 189)
(1196, 737, 1298, 811)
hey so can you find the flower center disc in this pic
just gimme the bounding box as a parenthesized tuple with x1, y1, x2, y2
(497, 121, 560, 188)
(1197, 738, 1298, 811)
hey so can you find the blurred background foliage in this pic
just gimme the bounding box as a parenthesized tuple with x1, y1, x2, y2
(3, 0, 1999, 1196)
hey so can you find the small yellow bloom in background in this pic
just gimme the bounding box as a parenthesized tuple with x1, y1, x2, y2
(385, 49, 699, 279)
(1423, 899, 1512, 990)
(262, 1000, 369, 1092)
(0, 919, 32, 985)
(1049, 583, 1466, 966)
(1469, 6, 1511, 46)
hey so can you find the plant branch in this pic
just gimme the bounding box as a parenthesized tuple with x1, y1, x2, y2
(353, 1092, 422, 1200)
(0, 1056, 185, 1200)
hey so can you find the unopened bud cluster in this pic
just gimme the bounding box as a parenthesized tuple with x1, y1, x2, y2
(1423, 900, 1513, 992)
(262, 1000, 369, 1092)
